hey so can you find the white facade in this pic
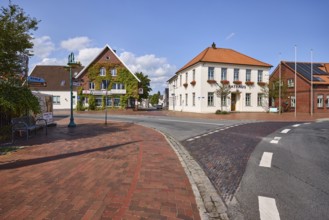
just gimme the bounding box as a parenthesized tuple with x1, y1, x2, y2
(168, 63, 270, 113)
(35, 91, 77, 110)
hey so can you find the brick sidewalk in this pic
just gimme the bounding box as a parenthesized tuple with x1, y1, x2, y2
(0, 119, 200, 220)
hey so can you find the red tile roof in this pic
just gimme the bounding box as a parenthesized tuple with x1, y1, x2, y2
(176, 47, 272, 73)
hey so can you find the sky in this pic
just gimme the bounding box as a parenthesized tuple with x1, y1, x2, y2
(1, 0, 329, 93)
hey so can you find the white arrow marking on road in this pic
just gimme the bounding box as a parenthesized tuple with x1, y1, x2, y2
(258, 196, 280, 220)
(259, 152, 273, 168)
(292, 124, 300, 127)
(281, 129, 290, 134)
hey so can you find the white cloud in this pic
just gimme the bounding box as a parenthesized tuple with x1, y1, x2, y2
(60, 36, 92, 51)
(120, 51, 176, 93)
(32, 36, 55, 59)
(76, 47, 102, 66)
(226, 32, 235, 40)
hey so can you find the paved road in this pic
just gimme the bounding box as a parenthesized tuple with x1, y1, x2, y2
(74, 114, 250, 141)
(230, 121, 329, 220)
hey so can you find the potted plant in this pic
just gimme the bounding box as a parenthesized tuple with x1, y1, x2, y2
(207, 79, 217, 84)
(190, 80, 196, 86)
(220, 80, 229, 85)
(245, 81, 254, 86)
(183, 83, 188, 88)
(233, 80, 242, 85)
(257, 82, 266, 87)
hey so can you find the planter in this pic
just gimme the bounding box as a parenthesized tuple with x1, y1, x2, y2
(183, 83, 188, 88)
(190, 80, 196, 86)
(245, 81, 254, 86)
(207, 79, 217, 84)
(220, 80, 229, 85)
(257, 82, 266, 87)
(233, 80, 242, 85)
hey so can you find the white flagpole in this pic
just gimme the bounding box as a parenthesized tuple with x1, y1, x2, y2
(311, 49, 313, 116)
(279, 53, 282, 115)
(294, 45, 297, 117)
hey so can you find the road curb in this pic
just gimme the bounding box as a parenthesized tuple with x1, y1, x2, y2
(160, 131, 229, 220)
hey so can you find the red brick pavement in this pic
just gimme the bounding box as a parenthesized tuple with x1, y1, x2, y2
(0, 118, 200, 220)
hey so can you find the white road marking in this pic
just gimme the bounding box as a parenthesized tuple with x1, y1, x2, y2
(259, 152, 273, 168)
(270, 140, 279, 144)
(258, 196, 280, 220)
(274, 137, 281, 140)
(292, 124, 300, 127)
(304, 122, 311, 125)
(186, 139, 194, 142)
(157, 118, 223, 126)
(281, 129, 290, 134)
(194, 136, 201, 139)
(202, 134, 208, 137)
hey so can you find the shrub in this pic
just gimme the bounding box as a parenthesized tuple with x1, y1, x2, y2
(215, 110, 229, 114)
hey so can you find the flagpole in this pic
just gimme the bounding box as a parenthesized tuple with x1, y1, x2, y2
(311, 49, 313, 116)
(294, 45, 297, 117)
(279, 53, 282, 115)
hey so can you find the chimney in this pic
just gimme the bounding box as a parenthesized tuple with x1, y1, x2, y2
(211, 42, 216, 49)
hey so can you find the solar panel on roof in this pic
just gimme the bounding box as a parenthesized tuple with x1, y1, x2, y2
(285, 62, 328, 81)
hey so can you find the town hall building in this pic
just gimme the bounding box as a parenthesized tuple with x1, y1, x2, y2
(167, 43, 272, 113)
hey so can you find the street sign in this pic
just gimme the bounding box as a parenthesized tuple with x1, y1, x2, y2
(28, 76, 46, 83)
(72, 82, 81, 86)
(138, 88, 143, 94)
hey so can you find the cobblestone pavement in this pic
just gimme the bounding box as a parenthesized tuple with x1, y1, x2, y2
(182, 122, 295, 203)
(0, 118, 200, 220)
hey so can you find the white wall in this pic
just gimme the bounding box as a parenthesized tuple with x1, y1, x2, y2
(168, 63, 270, 113)
(36, 91, 77, 110)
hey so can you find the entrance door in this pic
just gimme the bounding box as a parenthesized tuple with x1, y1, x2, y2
(231, 93, 236, 111)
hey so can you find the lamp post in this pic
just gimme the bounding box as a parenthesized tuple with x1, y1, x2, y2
(67, 52, 78, 128)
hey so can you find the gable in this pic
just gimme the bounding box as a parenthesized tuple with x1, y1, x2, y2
(76, 44, 140, 82)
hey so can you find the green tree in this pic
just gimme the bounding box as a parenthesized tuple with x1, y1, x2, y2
(135, 72, 152, 101)
(150, 91, 160, 106)
(0, 2, 39, 83)
(215, 82, 231, 112)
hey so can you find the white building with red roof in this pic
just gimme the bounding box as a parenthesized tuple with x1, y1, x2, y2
(167, 43, 272, 113)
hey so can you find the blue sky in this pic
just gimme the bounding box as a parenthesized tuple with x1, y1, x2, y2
(2, 0, 328, 93)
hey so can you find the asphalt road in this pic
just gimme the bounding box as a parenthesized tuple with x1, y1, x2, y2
(230, 121, 329, 220)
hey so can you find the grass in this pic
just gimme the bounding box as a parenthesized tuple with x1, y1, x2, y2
(0, 146, 21, 155)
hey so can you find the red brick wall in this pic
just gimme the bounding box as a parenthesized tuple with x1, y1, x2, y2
(270, 62, 329, 113)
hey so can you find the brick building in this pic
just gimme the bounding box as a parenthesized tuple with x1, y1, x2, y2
(270, 61, 329, 113)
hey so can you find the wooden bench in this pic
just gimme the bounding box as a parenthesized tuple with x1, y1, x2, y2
(11, 116, 47, 143)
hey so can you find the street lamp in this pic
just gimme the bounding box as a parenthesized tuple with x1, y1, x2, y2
(67, 52, 79, 128)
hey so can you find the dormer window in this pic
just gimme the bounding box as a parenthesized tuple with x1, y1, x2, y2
(100, 67, 106, 76)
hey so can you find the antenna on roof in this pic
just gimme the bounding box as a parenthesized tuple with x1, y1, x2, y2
(212, 42, 216, 49)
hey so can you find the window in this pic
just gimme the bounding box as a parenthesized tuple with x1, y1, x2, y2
(53, 96, 60, 104)
(245, 93, 251, 106)
(185, 93, 188, 106)
(180, 75, 182, 86)
(106, 98, 112, 107)
(221, 96, 227, 106)
(100, 67, 106, 76)
(112, 83, 125, 90)
(185, 72, 188, 83)
(221, 68, 227, 80)
(327, 95, 329, 108)
(291, 96, 296, 108)
(192, 93, 196, 106)
(234, 68, 239, 81)
(179, 94, 182, 106)
(208, 67, 214, 80)
(317, 95, 324, 108)
(95, 98, 102, 106)
(246, 69, 251, 81)
(257, 70, 263, 82)
(287, 79, 294, 87)
(111, 68, 117, 76)
(257, 93, 263, 106)
(208, 92, 214, 106)
(114, 98, 120, 107)
(192, 69, 195, 81)
(89, 82, 95, 90)
(101, 80, 108, 90)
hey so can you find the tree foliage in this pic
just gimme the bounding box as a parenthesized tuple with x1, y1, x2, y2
(149, 91, 160, 106)
(135, 72, 152, 101)
(0, 2, 39, 83)
(215, 83, 231, 111)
